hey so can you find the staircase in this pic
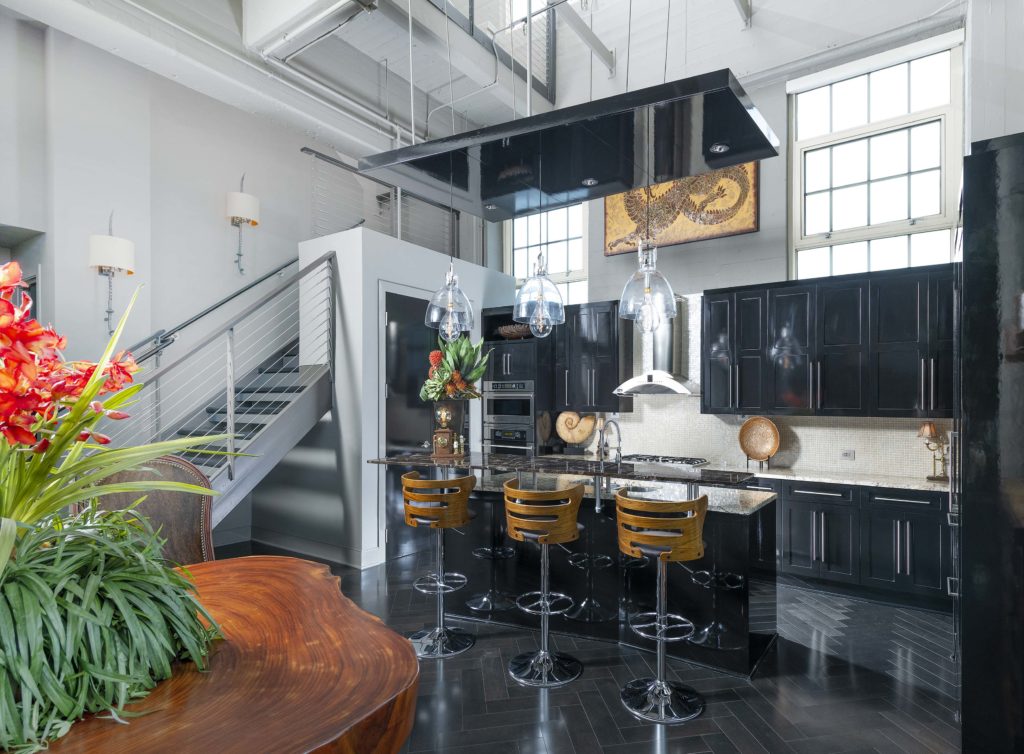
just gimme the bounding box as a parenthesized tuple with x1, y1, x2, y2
(110, 253, 336, 527)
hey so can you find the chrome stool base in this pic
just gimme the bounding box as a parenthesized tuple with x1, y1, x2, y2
(408, 626, 475, 659)
(466, 589, 516, 613)
(620, 678, 705, 725)
(508, 650, 583, 688)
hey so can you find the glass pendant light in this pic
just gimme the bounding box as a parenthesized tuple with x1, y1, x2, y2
(423, 0, 474, 342)
(425, 260, 473, 342)
(619, 240, 677, 333)
(513, 251, 564, 338)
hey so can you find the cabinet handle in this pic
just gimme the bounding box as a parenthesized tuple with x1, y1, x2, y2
(905, 520, 912, 576)
(949, 430, 959, 514)
(794, 489, 844, 497)
(946, 576, 960, 597)
(734, 364, 739, 408)
(817, 360, 822, 410)
(748, 485, 773, 491)
(895, 520, 902, 575)
(873, 495, 930, 505)
(820, 512, 826, 564)
(930, 357, 936, 411)
(564, 369, 569, 403)
(590, 369, 596, 405)
(810, 511, 817, 563)
(920, 358, 926, 410)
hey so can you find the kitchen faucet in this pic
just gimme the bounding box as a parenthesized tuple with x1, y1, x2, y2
(598, 419, 623, 492)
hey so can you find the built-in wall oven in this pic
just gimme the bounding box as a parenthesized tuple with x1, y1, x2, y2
(482, 380, 537, 456)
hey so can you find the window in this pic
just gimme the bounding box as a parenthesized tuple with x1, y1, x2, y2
(789, 35, 963, 279)
(508, 204, 588, 304)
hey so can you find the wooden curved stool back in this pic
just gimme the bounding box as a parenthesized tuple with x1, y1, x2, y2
(401, 471, 475, 529)
(503, 479, 584, 545)
(615, 490, 708, 562)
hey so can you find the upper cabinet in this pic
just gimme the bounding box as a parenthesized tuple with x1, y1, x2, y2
(554, 301, 633, 414)
(702, 263, 955, 418)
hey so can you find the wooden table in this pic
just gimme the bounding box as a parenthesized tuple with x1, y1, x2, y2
(48, 556, 419, 754)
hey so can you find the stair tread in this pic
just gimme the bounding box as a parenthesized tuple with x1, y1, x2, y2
(205, 400, 292, 413)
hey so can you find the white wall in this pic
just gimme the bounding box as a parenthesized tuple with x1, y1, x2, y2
(258, 227, 514, 568)
(966, 0, 1024, 144)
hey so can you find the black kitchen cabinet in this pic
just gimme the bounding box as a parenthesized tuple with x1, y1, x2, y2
(861, 508, 948, 596)
(780, 498, 858, 583)
(485, 340, 538, 382)
(554, 301, 633, 414)
(700, 289, 767, 414)
(702, 263, 955, 418)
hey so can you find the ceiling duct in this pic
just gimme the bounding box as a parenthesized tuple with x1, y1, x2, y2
(358, 69, 779, 220)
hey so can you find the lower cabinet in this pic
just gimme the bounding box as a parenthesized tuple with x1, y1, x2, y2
(782, 500, 859, 584)
(773, 478, 951, 601)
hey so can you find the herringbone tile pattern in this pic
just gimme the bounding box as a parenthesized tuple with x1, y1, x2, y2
(218, 543, 961, 754)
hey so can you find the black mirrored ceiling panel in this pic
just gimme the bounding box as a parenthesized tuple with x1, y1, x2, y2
(358, 69, 779, 221)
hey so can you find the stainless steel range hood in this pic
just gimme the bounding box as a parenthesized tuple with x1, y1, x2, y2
(358, 69, 779, 220)
(615, 298, 700, 397)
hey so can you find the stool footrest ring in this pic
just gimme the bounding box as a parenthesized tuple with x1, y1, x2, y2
(516, 590, 573, 616)
(628, 611, 695, 642)
(567, 552, 614, 570)
(414, 571, 468, 595)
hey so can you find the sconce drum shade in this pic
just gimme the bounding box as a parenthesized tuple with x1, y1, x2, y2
(88, 234, 136, 274)
(226, 192, 260, 225)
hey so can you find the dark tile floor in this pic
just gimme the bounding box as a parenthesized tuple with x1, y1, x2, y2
(217, 542, 961, 754)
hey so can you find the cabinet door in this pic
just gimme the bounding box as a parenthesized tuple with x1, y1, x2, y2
(903, 512, 948, 595)
(818, 505, 859, 583)
(735, 289, 767, 412)
(781, 500, 818, 576)
(817, 279, 868, 414)
(860, 509, 902, 590)
(928, 269, 956, 416)
(484, 341, 507, 381)
(581, 302, 621, 411)
(554, 307, 585, 410)
(503, 341, 537, 381)
(701, 293, 734, 413)
(767, 286, 815, 413)
(869, 271, 927, 416)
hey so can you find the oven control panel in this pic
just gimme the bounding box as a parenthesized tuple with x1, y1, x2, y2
(489, 427, 530, 443)
(485, 381, 532, 392)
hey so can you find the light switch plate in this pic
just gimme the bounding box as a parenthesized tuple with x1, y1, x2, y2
(840, 449, 856, 461)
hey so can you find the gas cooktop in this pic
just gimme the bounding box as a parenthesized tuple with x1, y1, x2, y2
(621, 454, 709, 467)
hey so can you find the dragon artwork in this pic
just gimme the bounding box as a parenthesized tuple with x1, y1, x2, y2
(607, 164, 753, 252)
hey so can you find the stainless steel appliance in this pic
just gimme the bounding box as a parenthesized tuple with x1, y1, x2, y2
(482, 425, 535, 457)
(483, 380, 535, 425)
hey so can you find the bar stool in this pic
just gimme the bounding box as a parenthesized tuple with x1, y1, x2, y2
(616, 488, 708, 724)
(503, 478, 585, 687)
(402, 471, 477, 659)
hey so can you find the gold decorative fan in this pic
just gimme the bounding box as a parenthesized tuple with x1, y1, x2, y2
(556, 412, 597, 445)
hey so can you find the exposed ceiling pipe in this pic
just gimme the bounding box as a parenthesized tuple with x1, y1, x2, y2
(109, 0, 406, 150)
(260, 0, 374, 59)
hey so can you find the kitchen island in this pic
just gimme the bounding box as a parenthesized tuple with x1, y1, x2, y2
(369, 453, 777, 677)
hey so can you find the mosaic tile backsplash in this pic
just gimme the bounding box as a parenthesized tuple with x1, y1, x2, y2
(587, 295, 951, 482)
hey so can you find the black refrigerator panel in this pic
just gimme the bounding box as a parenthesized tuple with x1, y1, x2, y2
(961, 131, 1024, 753)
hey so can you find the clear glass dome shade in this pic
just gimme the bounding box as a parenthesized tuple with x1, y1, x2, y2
(425, 264, 474, 342)
(512, 255, 564, 339)
(618, 243, 677, 333)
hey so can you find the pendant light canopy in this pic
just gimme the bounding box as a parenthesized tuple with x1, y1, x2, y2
(619, 241, 677, 333)
(513, 252, 565, 338)
(425, 261, 474, 342)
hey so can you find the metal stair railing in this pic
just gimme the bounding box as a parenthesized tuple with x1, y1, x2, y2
(108, 252, 336, 485)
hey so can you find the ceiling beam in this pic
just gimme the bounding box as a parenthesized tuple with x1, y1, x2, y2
(550, 1, 615, 76)
(731, 0, 752, 28)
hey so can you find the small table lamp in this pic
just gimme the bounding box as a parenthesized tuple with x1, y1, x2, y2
(917, 421, 949, 483)
(88, 211, 135, 336)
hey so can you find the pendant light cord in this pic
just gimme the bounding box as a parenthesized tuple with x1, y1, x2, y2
(663, 0, 672, 84)
(442, 0, 456, 261)
(625, 0, 633, 91)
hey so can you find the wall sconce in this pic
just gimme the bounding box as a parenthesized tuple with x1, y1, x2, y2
(917, 421, 949, 483)
(226, 173, 259, 275)
(88, 211, 135, 336)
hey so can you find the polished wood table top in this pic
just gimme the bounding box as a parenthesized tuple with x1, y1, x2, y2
(49, 556, 419, 754)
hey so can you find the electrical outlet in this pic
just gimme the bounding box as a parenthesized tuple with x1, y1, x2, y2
(840, 449, 856, 461)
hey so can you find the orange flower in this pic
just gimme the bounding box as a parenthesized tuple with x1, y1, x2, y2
(429, 350, 443, 368)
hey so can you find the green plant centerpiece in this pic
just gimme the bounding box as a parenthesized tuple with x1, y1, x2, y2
(419, 335, 490, 457)
(0, 262, 228, 752)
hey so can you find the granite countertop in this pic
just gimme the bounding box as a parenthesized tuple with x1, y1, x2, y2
(714, 465, 949, 493)
(472, 472, 776, 516)
(368, 452, 754, 487)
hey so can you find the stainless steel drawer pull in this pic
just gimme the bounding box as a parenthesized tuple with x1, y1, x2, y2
(817, 360, 822, 409)
(947, 513, 960, 527)
(873, 496, 930, 505)
(794, 489, 844, 497)
(748, 485, 773, 491)
(810, 511, 817, 562)
(905, 520, 912, 576)
(930, 357, 936, 410)
(946, 576, 960, 597)
(895, 520, 902, 575)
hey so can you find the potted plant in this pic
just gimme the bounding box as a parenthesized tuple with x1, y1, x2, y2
(0, 262, 228, 752)
(418, 335, 490, 457)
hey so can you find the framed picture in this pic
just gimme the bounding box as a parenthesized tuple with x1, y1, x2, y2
(604, 161, 760, 256)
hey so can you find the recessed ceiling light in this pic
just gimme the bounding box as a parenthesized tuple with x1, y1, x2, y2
(484, 204, 497, 210)
(709, 142, 730, 154)
(581, 177, 598, 187)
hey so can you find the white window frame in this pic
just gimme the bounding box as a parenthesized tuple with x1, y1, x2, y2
(503, 203, 589, 292)
(788, 32, 965, 278)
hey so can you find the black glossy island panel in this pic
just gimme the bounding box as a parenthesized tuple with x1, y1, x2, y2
(370, 454, 777, 678)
